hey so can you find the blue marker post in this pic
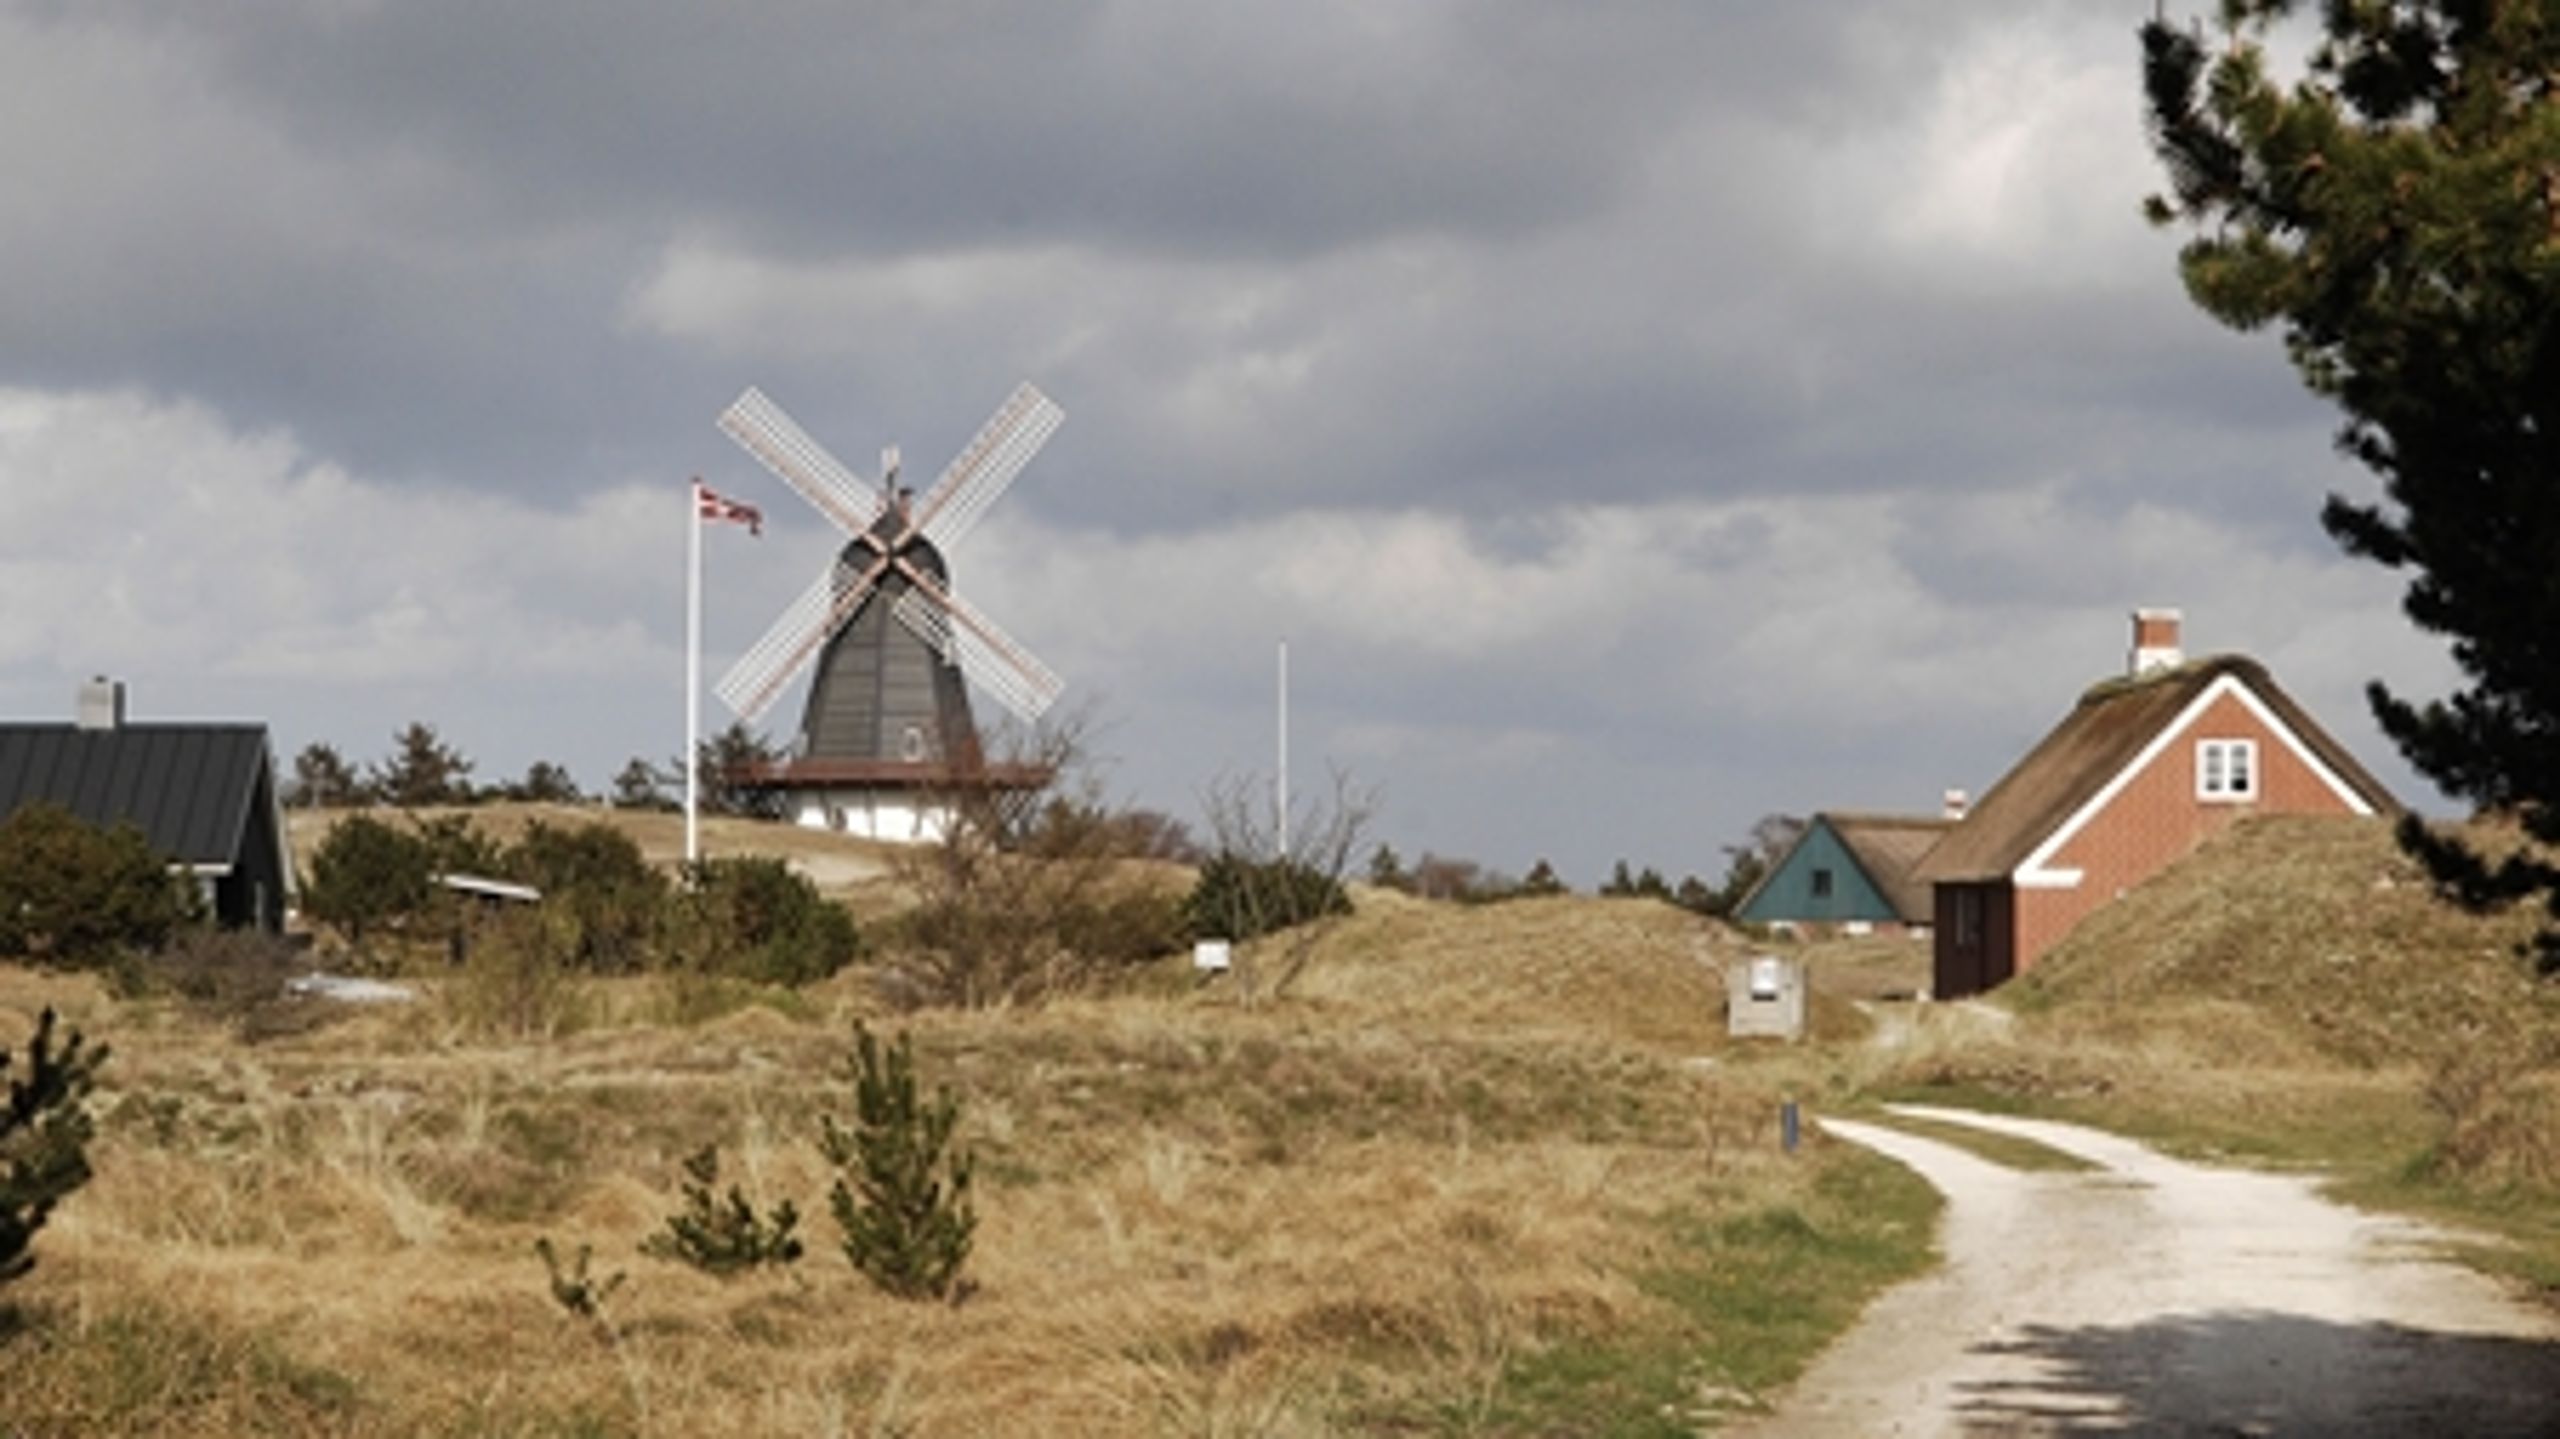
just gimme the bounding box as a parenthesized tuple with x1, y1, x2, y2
(1781, 1099, 1801, 1154)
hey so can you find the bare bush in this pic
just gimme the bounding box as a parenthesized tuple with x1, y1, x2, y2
(1194, 766, 1373, 1004)
(144, 929, 335, 1043)
(886, 712, 1186, 1008)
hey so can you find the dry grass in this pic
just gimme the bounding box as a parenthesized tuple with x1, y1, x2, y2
(1288, 891, 1872, 1047)
(2008, 815, 2560, 1070)
(0, 890, 1906, 1435)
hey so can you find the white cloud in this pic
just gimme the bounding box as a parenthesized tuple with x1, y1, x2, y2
(0, 387, 669, 691)
(1803, 9, 2157, 287)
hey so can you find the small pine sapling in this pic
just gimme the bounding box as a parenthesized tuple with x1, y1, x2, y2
(3, 1008, 108, 1287)
(534, 1235, 626, 1322)
(640, 1143, 803, 1275)
(819, 1025, 977, 1301)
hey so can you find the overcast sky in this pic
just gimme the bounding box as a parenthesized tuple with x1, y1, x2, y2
(0, 2, 2458, 885)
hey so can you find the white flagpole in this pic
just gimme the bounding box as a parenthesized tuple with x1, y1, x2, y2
(685, 478, 703, 871)
(1276, 637, 1289, 861)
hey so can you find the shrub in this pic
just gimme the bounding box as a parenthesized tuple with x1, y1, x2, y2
(891, 835, 1184, 1007)
(301, 814, 433, 948)
(143, 928, 333, 1043)
(504, 821, 666, 973)
(1051, 884, 1188, 971)
(443, 908, 585, 1040)
(0, 805, 189, 966)
(3, 1008, 109, 1287)
(640, 1144, 803, 1275)
(676, 857, 860, 986)
(411, 813, 503, 877)
(819, 1026, 976, 1301)
(1180, 853, 1352, 944)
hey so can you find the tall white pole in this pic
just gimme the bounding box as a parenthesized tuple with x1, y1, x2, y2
(685, 478, 702, 870)
(1276, 637, 1289, 860)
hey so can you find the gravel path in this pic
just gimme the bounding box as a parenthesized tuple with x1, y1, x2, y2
(1733, 1105, 2560, 1437)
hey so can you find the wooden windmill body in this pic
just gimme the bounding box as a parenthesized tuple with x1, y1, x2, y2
(713, 386, 1064, 841)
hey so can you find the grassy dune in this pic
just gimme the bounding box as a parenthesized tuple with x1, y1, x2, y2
(0, 882, 1929, 1436)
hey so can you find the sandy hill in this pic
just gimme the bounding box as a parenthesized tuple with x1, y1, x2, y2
(2009, 815, 2560, 1066)
(1288, 888, 1876, 1049)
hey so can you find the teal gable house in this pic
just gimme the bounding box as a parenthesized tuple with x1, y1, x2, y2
(1734, 811, 1953, 937)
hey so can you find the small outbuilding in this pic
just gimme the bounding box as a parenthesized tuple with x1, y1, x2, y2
(1913, 610, 2397, 999)
(0, 679, 294, 931)
(1734, 811, 1955, 938)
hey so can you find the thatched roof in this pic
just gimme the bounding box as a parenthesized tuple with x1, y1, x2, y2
(1913, 654, 2398, 884)
(1825, 813, 1959, 922)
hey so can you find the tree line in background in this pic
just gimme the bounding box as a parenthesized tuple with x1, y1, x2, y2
(1356, 811, 1803, 920)
(286, 720, 786, 817)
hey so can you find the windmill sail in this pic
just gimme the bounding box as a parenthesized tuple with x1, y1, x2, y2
(914, 382, 1063, 553)
(719, 388, 887, 536)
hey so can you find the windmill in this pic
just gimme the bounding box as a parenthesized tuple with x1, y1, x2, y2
(712, 383, 1065, 840)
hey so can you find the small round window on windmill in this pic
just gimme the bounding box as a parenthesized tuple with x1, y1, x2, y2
(901, 725, 927, 762)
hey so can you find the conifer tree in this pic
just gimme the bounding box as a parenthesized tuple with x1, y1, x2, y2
(2143, 3, 2560, 965)
(689, 722, 785, 820)
(641, 1144, 802, 1275)
(1365, 842, 1412, 893)
(302, 814, 434, 946)
(2, 1009, 107, 1287)
(819, 1026, 976, 1301)
(372, 722, 475, 808)
(289, 742, 364, 808)
(610, 757, 672, 811)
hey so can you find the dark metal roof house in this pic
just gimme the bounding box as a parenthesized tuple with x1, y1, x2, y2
(0, 679, 293, 931)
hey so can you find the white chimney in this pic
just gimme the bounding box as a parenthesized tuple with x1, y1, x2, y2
(1942, 788, 1969, 821)
(2129, 608, 2184, 677)
(76, 676, 126, 731)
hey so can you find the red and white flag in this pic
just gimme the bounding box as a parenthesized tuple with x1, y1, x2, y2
(694, 480, 762, 535)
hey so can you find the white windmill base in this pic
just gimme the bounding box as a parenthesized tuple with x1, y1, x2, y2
(738, 758, 1055, 847)
(787, 786, 956, 845)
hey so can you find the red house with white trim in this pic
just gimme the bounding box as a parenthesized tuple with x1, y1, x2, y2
(1915, 610, 2398, 998)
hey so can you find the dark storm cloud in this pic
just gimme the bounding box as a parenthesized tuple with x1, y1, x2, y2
(0, 0, 2089, 511)
(165, 2, 1919, 259)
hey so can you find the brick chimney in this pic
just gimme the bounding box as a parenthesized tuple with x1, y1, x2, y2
(76, 676, 126, 731)
(1942, 788, 1969, 821)
(2129, 608, 2183, 677)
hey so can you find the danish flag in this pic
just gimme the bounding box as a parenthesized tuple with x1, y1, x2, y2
(694, 480, 762, 536)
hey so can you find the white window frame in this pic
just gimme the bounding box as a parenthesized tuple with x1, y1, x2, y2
(2196, 738, 2257, 801)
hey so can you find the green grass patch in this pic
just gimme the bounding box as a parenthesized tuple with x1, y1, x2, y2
(1466, 1146, 1940, 1435)
(1852, 1109, 2099, 1173)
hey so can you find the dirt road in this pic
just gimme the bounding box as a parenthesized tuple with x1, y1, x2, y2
(1735, 1105, 2560, 1437)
